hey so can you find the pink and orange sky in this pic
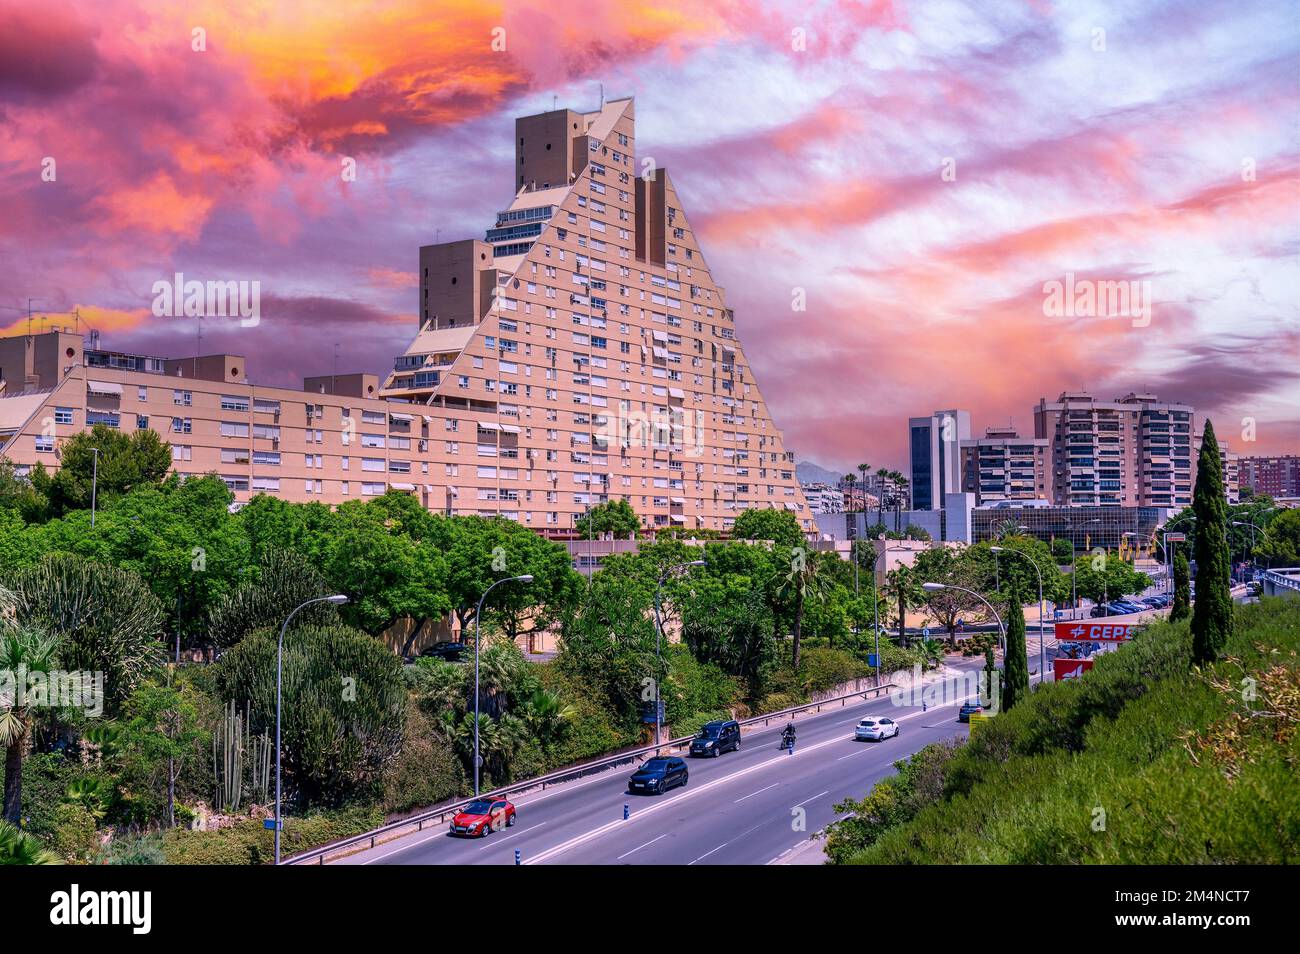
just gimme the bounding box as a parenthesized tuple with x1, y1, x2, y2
(2, 0, 1297, 471)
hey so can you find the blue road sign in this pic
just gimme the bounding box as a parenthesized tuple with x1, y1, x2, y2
(263, 818, 282, 831)
(867, 653, 880, 667)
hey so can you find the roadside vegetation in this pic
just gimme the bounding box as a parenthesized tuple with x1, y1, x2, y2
(1, 433, 937, 864)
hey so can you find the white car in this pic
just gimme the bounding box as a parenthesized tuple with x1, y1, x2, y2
(854, 717, 900, 741)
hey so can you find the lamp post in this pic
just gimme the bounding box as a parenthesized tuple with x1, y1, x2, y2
(991, 546, 1046, 680)
(922, 581, 1004, 651)
(473, 574, 534, 796)
(1161, 511, 1195, 594)
(1231, 511, 1272, 583)
(652, 560, 706, 747)
(274, 593, 348, 865)
(1067, 518, 1100, 618)
(89, 446, 100, 527)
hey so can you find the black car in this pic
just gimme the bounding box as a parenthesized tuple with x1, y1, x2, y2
(689, 720, 740, 757)
(627, 757, 688, 795)
(958, 700, 984, 723)
(421, 641, 470, 662)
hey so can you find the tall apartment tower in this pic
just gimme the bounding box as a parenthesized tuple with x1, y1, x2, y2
(959, 425, 1051, 504)
(1033, 391, 1196, 508)
(908, 408, 970, 510)
(0, 98, 809, 534)
(379, 97, 809, 531)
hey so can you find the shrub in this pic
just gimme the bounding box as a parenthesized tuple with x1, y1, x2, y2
(46, 802, 99, 862)
(97, 832, 165, 865)
(380, 699, 467, 815)
(161, 805, 385, 865)
(213, 624, 405, 808)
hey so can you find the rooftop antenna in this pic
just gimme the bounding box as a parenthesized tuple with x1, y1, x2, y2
(599, 83, 604, 108)
(552, 94, 557, 110)
(332, 342, 340, 393)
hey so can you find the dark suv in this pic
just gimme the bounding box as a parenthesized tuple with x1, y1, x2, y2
(689, 720, 741, 758)
(627, 757, 688, 795)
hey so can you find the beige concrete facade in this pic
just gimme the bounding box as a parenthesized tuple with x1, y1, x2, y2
(0, 98, 810, 535)
(960, 425, 1051, 504)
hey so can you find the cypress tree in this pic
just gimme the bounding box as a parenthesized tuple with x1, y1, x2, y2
(1170, 551, 1192, 623)
(1190, 420, 1233, 664)
(1001, 581, 1030, 711)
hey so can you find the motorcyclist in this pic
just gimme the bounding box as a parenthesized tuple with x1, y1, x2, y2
(782, 721, 796, 747)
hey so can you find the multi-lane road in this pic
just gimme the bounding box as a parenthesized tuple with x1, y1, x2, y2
(339, 656, 994, 866)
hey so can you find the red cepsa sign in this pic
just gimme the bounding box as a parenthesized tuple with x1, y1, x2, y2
(1054, 658, 1094, 681)
(1054, 621, 1138, 642)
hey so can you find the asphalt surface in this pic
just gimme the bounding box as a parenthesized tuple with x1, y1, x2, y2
(341, 656, 993, 866)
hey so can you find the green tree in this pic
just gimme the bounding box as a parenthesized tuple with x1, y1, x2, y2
(11, 554, 166, 710)
(118, 670, 206, 827)
(679, 573, 775, 691)
(885, 564, 924, 647)
(732, 508, 804, 548)
(1050, 537, 1074, 564)
(0, 458, 49, 522)
(214, 624, 405, 808)
(0, 622, 61, 824)
(574, 499, 641, 538)
(46, 424, 172, 516)
(776, 546, 830, 669)
(1170, 551, 1192, 623)
(1001, 582, 1029, 711)
(206, 548, 339, 649)
(1190, 420, 1233, 665)
(1256, 508, 1300, 566)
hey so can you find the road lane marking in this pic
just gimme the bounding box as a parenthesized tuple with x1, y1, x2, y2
(479, 821, 546, 850)
(733, 782, 780, 803)
(351, 664, 988, 866)
(793, 791, 828, 809)
(688, 820, 768, 866)
(617, 832, 669, 860)
(836, 747, 874, 761)
(523, 694, 972, 866)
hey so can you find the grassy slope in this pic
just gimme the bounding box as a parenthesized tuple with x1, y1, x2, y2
(843, 598, 1299, 864)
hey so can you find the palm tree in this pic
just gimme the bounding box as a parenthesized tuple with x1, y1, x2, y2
(876, 468, 890, 526)
(0, 623, 61, 824)
(520, 688, 577, 754)
(0, 821, 56, 865)
(777, 546, 829, 670)
(857, 463, 870, 514)
(890, 470, 908, 532)
(842, 474, 856, 514)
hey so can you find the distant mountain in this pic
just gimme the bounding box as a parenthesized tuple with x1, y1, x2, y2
(796, 461, 845, 486)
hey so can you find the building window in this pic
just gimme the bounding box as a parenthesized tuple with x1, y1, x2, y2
(34, 435, 55, 453)
(54, 407, 74, 425)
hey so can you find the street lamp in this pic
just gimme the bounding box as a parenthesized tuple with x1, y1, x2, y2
(652, 560, 706, 747)
(274, 593, 348, 865)
(1161, 511, 1196, 593)
(921, 582, 1005, 651)
(1231, 512, 1272, 582)
(472, 574, 534, 796)
(991, 546, 1047, 680)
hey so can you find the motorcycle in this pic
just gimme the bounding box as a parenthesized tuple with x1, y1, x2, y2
(780, 729, 796, 752)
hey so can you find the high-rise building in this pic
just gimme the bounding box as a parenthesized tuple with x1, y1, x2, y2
(908, 408, 970, 510)
(959, 425, 1050, 504)
(1240, 455, 1300, 498)
(0, 98, 810, 534)
(1033, 391, 1196, 508)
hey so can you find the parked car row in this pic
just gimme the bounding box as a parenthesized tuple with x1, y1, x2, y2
(1090, 594, 1172, 617)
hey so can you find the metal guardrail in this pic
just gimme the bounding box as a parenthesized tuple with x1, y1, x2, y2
(1262, 568, 1300, 593)
(284, 679, 898, 865)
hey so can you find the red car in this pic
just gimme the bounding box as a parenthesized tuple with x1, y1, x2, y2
(448, 798, 516, 837)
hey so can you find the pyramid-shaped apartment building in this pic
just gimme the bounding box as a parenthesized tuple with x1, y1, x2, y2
(0, 98, 810, 535)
